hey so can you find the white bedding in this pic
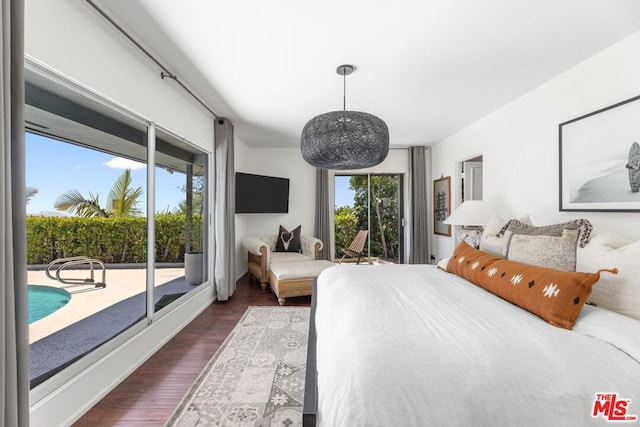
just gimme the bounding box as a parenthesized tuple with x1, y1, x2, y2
(315, 264, 640, 427)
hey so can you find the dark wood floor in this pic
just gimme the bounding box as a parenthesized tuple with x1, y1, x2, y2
(74, 274, 310, 426)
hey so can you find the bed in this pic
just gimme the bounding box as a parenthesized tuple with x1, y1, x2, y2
(303, 223, 640, 427)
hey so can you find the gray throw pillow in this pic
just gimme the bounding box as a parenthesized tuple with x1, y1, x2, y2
(497, 218, 593, 248)
(507, 229, 580, 271)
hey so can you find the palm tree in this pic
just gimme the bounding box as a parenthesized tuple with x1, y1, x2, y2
(26, 186, 39, 205)
(54, 190, 109, 217)
(54, 169, 143, 217)
(107, 168, 143, 217)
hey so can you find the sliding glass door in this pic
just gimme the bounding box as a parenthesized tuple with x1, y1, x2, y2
(334, 174, 404, 263)
(25, 63, 210, 391)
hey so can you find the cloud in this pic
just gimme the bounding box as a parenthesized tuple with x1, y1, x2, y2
(104, 157, 146, 170)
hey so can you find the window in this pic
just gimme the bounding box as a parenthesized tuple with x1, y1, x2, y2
(25, 63, 209, 390)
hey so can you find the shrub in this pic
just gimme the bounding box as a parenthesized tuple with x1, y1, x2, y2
(26, 213, 203, 265)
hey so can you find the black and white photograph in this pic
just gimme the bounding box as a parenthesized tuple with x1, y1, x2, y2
(560, 94, 640, 212)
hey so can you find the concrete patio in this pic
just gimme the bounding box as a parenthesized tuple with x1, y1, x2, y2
(27, 266, 198, 388)
(28, 267, 186, 343)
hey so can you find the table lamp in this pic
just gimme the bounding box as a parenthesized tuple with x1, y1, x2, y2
(443, 200, 491, 248)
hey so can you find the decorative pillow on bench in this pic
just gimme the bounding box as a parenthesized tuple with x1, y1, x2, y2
(446, 242, 613, 330)
(275, 225, 301, 252)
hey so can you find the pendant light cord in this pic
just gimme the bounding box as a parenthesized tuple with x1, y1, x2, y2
(343, 71, 347, 112)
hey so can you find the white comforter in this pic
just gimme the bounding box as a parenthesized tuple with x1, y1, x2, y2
(315, 264, 640, 427)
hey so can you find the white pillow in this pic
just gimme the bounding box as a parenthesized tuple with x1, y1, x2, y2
(479, 214, 531, 257)
(436, 257, 450, 271)
(576, 230, 640, 321)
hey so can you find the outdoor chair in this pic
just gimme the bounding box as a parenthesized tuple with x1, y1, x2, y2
(339, 230, 369, 264)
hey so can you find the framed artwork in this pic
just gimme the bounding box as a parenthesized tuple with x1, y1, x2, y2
(433, 176, 451, 236)
(559, 94, 640, 212)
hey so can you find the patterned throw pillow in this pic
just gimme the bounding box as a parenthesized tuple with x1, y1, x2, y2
(497, 218, 593, 248)
(507, 229, 580, 271)
(446, 242, 609, 329)
(275, 225, 301, 252)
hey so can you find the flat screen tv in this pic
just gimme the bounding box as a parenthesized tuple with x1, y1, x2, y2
(235, 172, 290, 213)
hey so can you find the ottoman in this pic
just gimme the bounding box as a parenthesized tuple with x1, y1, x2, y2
(268, 260, 334, 305)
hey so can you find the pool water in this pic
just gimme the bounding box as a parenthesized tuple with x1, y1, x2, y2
(28, 285, 71, 324)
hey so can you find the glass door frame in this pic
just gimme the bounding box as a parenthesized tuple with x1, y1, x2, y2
(334, 172, 405, 264)
(26, 57, 212, 402)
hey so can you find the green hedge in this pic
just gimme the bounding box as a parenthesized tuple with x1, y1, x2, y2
(26, 213, 203, 265)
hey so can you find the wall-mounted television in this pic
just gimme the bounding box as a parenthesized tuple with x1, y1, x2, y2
(235, 172, 290, 213)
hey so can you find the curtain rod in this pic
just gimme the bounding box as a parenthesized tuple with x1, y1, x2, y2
(85, 0, 218, 118)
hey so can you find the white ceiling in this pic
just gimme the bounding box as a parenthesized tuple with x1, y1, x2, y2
(98, 0, 640, 148)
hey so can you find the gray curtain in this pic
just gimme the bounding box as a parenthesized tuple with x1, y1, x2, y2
(409, 146, 431, 264)
(314, 168, 331, 260)
(214, 118, 235, 300)
(1, 0, 29, 425)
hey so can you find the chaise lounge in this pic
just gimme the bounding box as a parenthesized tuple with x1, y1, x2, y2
(242, 234, 323, 289)
(243, 234, 333, 305)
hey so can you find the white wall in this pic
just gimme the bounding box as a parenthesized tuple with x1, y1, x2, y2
(25, 0, 213, 148)
(234, 140, 317, 279)
(234, 144, 411, 278)
(25, 1, 215, 425)
(431, 30, 640, 261)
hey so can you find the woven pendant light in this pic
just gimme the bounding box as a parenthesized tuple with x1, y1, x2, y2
(301, 65, 389, 170)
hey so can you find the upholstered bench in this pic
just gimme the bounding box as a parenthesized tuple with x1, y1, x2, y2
(242, 235, 323, 289)
(268, 260, 334, 306)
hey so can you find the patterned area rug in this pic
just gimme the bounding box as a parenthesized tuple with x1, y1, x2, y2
(166, 306, 310, 427)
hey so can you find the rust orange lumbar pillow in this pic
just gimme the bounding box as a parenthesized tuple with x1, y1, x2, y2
(446, 242, 614, 329)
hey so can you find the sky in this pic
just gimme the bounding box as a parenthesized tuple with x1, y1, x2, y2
(334, 175, 355, 208)
(26, 132, 358, 215)
(25, 133, 188, 215)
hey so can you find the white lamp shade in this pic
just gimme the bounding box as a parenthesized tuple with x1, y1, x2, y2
(443, 200, 491, 227)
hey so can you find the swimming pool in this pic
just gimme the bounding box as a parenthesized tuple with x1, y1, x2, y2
(28, 285, 71, 324)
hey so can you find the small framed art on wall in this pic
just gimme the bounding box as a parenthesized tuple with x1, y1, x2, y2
(433, 176, 451, 236)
